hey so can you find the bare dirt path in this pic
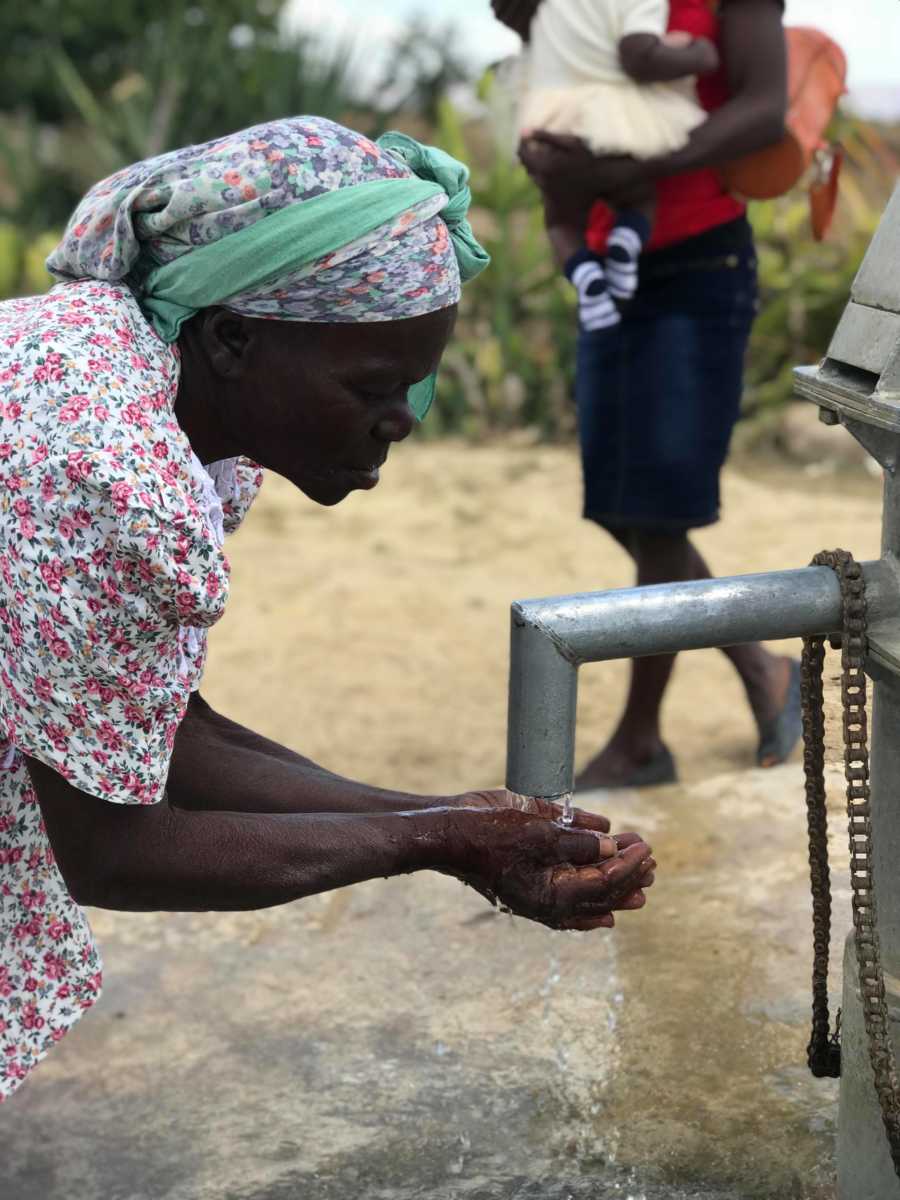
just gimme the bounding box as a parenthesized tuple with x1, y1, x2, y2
(6, 440, 883, 1200)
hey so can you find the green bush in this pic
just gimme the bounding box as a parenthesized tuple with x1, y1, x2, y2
(743, 120, 895, 416)
(21, 231, 62, 295)
(0, 226, 61, 299)
(428, 92, 578, 440)
(0, 221, 23, 297)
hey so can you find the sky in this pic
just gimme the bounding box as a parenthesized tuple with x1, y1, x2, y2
(284, 0, 900, 117)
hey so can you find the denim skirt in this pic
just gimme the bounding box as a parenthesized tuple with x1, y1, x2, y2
(575, 217, 759, 531)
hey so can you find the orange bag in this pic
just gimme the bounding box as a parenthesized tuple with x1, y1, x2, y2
(722, 27, 847, 240)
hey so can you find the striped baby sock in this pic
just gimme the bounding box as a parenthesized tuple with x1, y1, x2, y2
(564, 249, 621, 332)
(605, 211, 653, 303)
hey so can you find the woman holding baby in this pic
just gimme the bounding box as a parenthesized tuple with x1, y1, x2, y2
(493, 0, 797, 789)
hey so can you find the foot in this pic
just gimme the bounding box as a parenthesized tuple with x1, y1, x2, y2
(575, 739, 677, 791)
(605, 210, 652, 303)
(746, 654, 794, 731)
(756, 658, 802, 768)
(564, 249, 621, 332)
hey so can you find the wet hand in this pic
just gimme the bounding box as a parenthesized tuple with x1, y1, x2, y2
(453, 787, 611, 834)
(443, 802, 655, 932)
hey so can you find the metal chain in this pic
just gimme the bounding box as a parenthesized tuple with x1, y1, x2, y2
(801, 549, 900, 1176)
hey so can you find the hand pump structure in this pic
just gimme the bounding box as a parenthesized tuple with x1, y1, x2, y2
(506, 186, 900, 1198)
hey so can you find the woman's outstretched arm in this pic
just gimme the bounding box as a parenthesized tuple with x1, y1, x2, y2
(168, 693, 612, 833)
(167, 691, 445, 815)
(25, 752, 654, 930)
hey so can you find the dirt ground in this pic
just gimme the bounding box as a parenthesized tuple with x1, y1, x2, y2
(202, 438, 883, 796)
(6, 437, 887, 1200)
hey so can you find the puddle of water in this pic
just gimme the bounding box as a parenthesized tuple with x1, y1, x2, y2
(535, 765, 843, 1199)
(3, 764, 846, 1200)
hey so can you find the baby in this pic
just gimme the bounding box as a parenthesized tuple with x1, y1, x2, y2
(518, 0, 720, 329)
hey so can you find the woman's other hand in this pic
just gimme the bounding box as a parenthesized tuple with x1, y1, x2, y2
(518, 133, 653, 219)
(441, 796, 655, 931)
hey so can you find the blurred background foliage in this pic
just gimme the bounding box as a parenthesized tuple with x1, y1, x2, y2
(1, 0, 898, 439)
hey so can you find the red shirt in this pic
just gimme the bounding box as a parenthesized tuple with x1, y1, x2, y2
(587, 0, 745, 253)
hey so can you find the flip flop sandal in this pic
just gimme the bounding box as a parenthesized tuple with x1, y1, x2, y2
(757, 659, 803, 768)
(577, 746, 678, 792)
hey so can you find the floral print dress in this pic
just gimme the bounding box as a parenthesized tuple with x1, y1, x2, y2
(0, 280, 262, 1100)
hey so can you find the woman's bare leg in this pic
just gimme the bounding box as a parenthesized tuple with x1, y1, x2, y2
(575, 528, 793, 789)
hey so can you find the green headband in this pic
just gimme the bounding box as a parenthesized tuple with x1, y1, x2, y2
(138, 134, 489, 420)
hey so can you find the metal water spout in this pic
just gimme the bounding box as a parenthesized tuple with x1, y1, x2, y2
(505, 185, 900, 1198)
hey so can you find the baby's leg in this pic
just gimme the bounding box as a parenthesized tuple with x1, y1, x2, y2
(547, 224, 622, 333)
(605, 194, 655, 305)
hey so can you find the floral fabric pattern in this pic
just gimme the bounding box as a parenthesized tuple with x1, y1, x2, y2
(218, 198, 460, 324)
(46, 116, 463, 325)
(0, 280, 261, 1100)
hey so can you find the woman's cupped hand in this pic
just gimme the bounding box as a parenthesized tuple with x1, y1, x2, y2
(441, 789, 655, 932)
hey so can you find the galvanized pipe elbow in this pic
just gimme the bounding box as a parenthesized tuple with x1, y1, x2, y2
(506, 560, 899, 800)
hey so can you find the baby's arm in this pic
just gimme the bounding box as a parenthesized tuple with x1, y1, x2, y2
(491, 0, 542, 41)
(618, 32, 720, 83)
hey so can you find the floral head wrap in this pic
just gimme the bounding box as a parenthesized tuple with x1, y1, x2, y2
(47, 117, 490, 416)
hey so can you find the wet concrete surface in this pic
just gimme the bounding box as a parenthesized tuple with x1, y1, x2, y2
(2, 763, 849, 1200)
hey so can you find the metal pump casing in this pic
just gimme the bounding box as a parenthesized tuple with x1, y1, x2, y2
(796, 183, 900, 433)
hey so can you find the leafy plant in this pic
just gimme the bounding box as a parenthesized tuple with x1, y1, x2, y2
(376, 14, 470, 125)
(0, 4, 375, 236)
(431, 94, 900, 438)
(743, 115, 898, 415)
(428, 87, 578, 439)
(1, 6, 896, 439)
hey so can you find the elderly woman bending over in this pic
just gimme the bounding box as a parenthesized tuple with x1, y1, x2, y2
(0, 118, 654, 1099)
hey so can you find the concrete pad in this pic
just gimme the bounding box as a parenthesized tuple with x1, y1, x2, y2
(1, 763, 851, 1199)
